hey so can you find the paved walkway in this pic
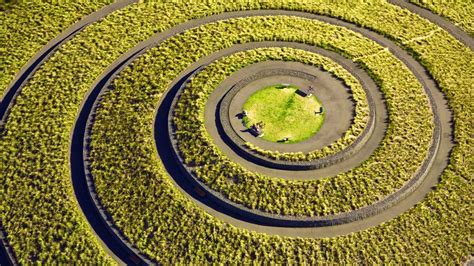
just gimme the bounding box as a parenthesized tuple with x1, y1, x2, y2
(0, 1, 138, 265)
(75, 10, 453, 245)
(1, 4, 462, 264)
(388, 0, 473, 51)
(155, 12, 453, 236)
(204, 47, 386, 178)
(221, 61, 355, 153)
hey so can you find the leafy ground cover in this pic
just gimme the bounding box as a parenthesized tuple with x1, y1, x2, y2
(242, 85, 325, 143)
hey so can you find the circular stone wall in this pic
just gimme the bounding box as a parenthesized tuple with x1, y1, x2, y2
(206, 51, 383, 171)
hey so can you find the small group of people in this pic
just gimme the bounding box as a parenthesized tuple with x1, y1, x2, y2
(240, 110, 265, 137)
(250, 121, 265, 137)
(306, 85, 315, 97)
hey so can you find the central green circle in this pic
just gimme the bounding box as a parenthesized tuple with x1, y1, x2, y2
(242, 84, 325, 143)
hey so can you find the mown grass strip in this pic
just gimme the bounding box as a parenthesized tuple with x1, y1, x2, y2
(242, 85, 325, 143)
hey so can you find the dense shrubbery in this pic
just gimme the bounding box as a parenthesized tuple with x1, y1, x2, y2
(89, 2, 472, 261)
(174, 47, 369, 162)
(1, 0, 472, 264)
(166, 17, 433, 216)
(409, 0, 474, 36)
(0, 1, 112, 95)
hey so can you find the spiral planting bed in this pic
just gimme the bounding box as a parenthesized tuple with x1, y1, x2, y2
(1, 1, 472, 264)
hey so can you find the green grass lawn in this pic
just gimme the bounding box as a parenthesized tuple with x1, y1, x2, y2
(242, 84, 325, 143)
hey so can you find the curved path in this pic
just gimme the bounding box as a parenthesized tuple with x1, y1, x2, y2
(2, 6, 458, 266)
(224, 63, 355, 153)
(0, 0, 137, 133)
(165, 39, 443, 227)
(388, 0, 473, 51)
(67, 10, 453, 253)
(0, 222, 15, 266)
(156, 11, 452, 231)
(71, 47, 153, 265)
(0, 1, 137, 265)
(208, 53, 383, 172)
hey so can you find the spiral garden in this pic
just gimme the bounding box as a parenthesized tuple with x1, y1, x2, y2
(1, 1, 472, 264)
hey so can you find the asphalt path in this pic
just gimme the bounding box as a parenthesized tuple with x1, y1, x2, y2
(75, 9, 454, 259)
(388, 0, 473, 51)
(1, 4, 462, 265)
(0, 1, 137, 265)
(205, 49, 385, 176)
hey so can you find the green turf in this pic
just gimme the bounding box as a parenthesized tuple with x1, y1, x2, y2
(242, 84, 325, 143)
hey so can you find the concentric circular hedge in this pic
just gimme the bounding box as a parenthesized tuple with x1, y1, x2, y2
(169, 17, 434, 217)
(189, 48, 372, 163)
(175, 47, 372, 167)
(1, 1, 472, 264)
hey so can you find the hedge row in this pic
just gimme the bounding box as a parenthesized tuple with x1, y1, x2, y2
(0, 0, 113, 96)
(408, 0, 474, 36)
(1, 0, 471, 264)
(89, 2, 472, 260)
(90, 14, 435, 262)
(175, 47, 369, 162)
(163, 17, 433, 216)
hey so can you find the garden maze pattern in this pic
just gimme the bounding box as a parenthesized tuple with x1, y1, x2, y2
(1, 1, 472, 264)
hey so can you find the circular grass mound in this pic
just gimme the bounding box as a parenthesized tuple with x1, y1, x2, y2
(242, 84, 325, 143)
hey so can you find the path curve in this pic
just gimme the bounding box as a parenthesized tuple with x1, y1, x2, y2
(223, 63, 356, 153)
(165, 42, 442, 227)
(203, 49, 385, 179)
(71, 47, 154, 265)
(0, 1, 137, 265)
(0, 0, 137, 133)
(70, 10, 452, 245)
(212, 55, 381, 171)
(153, 11, 452, 233)
(1, 4, 460, 265)
(388, 0, 473, 51)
